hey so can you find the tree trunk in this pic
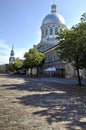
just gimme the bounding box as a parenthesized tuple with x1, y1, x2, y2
(30, 68, 32, 77)
(36, 66, 39, 77)
(76, 66, 82, 86)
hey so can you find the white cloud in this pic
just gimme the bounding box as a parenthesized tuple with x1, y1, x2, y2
(0, 40, 10, 64)
(0, 40, 9, 49)
(0, 56, 9, 64)
(15, 47, 29, 59)
(0, 40, 29, 65)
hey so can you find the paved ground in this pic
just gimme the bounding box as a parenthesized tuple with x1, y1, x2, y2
(0, 74, 86, 130)
(40, 77, 86, 85)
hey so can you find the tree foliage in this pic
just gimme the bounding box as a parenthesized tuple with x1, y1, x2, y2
(80, 12, 86, 23)
(9, 59, 23, 72)
(56, 13, 86, 85)
(23, 48, 44, 75)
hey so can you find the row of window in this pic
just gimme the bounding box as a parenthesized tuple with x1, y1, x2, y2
(42, 27, 58, 38)
(45, 52, 58, 63)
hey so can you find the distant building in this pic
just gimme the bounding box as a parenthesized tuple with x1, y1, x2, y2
(9, 45, 15, 64)
(0, 64, 9, 73)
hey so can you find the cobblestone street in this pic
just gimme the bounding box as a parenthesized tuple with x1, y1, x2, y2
(0, 74, 86, 130)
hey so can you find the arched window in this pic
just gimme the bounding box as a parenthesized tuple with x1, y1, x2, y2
(45, 28, 48, 36)
(50, 27, 53, 35)
(55, 27, 58, 35)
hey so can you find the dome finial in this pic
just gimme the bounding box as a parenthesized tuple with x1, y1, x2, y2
(51, 4, 56, 13)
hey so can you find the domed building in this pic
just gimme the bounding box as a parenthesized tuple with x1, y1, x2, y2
(34, 4, 86, 79)
(33, 4, 68, 77)
(34, 4, 66, 53)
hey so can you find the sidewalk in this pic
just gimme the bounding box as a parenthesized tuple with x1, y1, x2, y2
(40, 77, 86, 85)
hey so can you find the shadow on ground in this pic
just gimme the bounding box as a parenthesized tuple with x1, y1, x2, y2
(17, 92, 86, 130)
(1, 74, 86, 130)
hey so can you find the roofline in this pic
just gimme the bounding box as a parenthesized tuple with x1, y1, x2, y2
(43, 43, 59, 54)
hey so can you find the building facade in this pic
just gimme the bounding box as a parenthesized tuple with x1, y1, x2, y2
(34, 4, 66, 53)
(34, 4, 67, 77)
(34, 4, 86, 79)
(0, 64, 9, 73)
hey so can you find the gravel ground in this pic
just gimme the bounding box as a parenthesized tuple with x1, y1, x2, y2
(0, 74, 86, 130)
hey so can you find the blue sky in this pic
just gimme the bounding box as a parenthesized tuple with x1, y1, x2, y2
(0, 0, 86, 64)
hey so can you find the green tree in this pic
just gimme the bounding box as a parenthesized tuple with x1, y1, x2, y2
(80, 12, 86, 22)
(24, 48, 44, 76)
(9, 62, 16, 72)
(56, 13, 86, 85)
(9, 59, 23, 73)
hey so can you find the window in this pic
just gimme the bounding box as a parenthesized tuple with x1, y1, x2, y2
(45, 28, 48, 35)
(50, 27, 53, 35)
(55, 27, 58, 35)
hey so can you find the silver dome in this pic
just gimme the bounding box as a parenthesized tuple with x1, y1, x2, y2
(42, 13, 65, 26)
